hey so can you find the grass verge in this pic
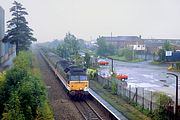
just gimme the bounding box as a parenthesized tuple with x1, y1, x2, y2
(109, 55, 144, 63)
(151, 61, 162, 65)
(90, 80, 151, 120)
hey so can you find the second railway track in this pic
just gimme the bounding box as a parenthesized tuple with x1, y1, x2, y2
(74, 100, 104, 120)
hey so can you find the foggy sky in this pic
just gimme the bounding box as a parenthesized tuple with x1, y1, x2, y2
(1, 0, 180, 42)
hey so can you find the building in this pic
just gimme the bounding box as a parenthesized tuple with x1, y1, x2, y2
(101, 35, 145, 51)
(143, 39, 180, 54)
(0, 6, 16, 67)
(0, 6, 4, 40)
(0, 6, 6, 63)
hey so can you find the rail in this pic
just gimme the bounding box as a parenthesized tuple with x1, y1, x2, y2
(74, 101, 103, 120)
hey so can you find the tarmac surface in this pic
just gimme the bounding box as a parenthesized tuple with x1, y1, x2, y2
(99, 59, 180, 101)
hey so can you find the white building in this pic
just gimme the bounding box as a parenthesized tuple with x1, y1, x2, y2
(130, 44, 146, 51)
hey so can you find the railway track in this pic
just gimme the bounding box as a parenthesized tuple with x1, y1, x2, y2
(37, 47, 113, 120)
(74, 100, 104, 120)
(34, 48, 84, 119)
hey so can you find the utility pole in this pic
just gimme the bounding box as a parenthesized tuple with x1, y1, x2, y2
(167, 73, 178, 119)
(108, 57, 114, 75)
(111, 58, 114, 74)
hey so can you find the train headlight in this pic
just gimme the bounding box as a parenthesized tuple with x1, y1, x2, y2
(84, 87, 88, 91)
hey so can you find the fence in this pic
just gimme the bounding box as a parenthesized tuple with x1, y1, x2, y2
(95, 76, 175, 119)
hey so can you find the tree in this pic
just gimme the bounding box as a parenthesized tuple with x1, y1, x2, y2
(72, 53, 83, 66)
(3, 1, 36, 54)
(96, 37, 108, 56)
(64, 32, 80, 56)
(84, 53, 91, 68)
(78, 39, 86, 50)
(163, 40, 172, 51)
(56, 33, 80, 59)
(96, 37, 116, 57)
(158, 41, 172, 62)
(123, 48, 133, 61)
(56, 42, 69, 58)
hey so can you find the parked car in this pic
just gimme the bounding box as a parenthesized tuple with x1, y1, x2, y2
(98, 59, 109, 65)
(98, 72, 111, 79)
(116, 72, 128, 80)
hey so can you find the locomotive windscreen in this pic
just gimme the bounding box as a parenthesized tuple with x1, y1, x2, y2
(69, 68, 86, 75)
(70, 75, 87, 81)
(80, 76, 87, 80)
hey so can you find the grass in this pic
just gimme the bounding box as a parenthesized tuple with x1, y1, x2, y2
(90, 80, 152, 120)
(151, 61, 162, 65)
(109, 55, 144, 63)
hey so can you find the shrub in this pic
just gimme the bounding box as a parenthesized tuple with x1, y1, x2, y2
(0, 51, 53, 120)
(111, 81, 117, 95)
(152, 93, 173, 120)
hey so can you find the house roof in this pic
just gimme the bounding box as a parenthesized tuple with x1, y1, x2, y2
(102, 36, 140, 42)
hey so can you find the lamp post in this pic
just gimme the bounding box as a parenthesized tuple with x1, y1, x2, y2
(167, 72, 178, 119)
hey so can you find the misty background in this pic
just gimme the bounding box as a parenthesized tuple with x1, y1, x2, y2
(1, 0, 180, 42)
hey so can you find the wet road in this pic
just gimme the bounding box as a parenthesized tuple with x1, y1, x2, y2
(99, 59, 180, 100)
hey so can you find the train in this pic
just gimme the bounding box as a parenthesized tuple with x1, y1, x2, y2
(40, 48, 89, 99)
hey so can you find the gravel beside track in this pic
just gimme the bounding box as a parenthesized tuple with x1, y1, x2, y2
(34, 48, 84, 120)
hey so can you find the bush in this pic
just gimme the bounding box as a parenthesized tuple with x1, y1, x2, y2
(0, 51, 53, 120)
(152, 93, 173, 120)
(111, 81, 117, 95)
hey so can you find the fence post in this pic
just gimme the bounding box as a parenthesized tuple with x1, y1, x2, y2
(119, 85, 122, 96)
(142, 88, 144, 109)
(150, 91, 152, 112)
(129, 85, 131, 101)
(136, 87, 138, 105)
(107, 79, 109, 88)
(122, 86, 124, 96)
(122, 87, 125, 97)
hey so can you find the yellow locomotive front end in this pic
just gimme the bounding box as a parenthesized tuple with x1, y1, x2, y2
(69, 81, 89, 91)
(67, 70, 89, 98)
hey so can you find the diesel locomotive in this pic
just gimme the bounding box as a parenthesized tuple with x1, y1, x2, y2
(41, 49, 89, 98)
